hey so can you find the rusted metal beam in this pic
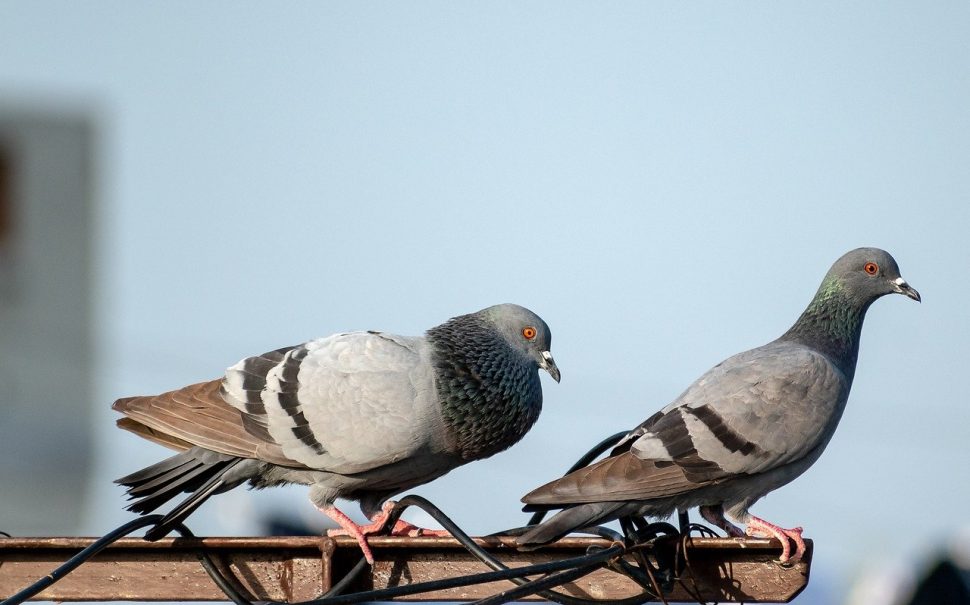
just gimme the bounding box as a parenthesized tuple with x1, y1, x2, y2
(0, 535, 811, 602)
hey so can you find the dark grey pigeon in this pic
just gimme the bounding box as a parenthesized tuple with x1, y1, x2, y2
(114, 303, 559, 564)
(518, 248, 918, 564)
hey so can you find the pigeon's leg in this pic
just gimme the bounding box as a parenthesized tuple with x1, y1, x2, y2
(325, 501, 451, 541)
(326, 501, 397, 536)
(363, 501, 451, 538)
(745, 516, 805, 564)
(319, 504, 378, 564)
(699, 505, 744, 537)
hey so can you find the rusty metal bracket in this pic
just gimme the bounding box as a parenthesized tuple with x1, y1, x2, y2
(0, 534, 810, 602)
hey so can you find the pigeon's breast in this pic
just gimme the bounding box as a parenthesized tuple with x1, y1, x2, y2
(433, 349, 543, 461)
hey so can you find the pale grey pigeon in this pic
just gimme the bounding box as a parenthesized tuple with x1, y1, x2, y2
(114, 303, 559, 564)
(518, 248, 918, 564)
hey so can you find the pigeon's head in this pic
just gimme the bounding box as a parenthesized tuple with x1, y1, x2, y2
(827, 247, 921, 306)
(480, 304, 560, 383)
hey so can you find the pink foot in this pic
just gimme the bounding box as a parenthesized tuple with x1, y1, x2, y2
(326, 501, 398, 538)
(387, 519, 451, 538)
(320, 501, 452, 563)
(745, 516, 805, 564)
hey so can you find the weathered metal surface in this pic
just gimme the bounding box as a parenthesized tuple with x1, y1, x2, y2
(0, 537, 330, 602)
(349, 535, 811, 602)
(0, 535, 811, 602)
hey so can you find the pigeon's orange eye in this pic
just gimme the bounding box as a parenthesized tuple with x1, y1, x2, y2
(522, 327, 537, 340)
(864, 262, 879, 275)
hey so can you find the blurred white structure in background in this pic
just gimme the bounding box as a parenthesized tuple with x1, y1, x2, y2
(0, 108, 97, 534)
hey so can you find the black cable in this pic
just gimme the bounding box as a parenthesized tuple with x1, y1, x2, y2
(469, 560, 608, 605)
(385, 496, 654, 605)
(317, 557, 368, 598)
(173, 524, 258, 605)
(678, 509, 690, 533)
(161, 494, 628, 605)
(189, 498, 705, 605)
(610, 555, 660, 595)
(297, 546, 623, 605)
(0, 515, 166, 605)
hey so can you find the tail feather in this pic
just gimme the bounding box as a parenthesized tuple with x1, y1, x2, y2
(116, 454, 195, 487)
(142, 467, 241, 541)
(127, 460, 212, 499)
(517, 502, 627, 548)
(116, 447, 247, 540)
(115, 417, 194, 452)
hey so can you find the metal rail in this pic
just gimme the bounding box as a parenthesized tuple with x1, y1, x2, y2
(0, 534, 811, 602)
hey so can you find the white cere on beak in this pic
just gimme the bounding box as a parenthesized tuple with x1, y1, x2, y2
(541, 351, 554, 363)
(894, 277, 908, 287)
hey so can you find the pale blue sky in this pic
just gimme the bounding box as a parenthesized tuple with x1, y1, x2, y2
(2, 2, 968, 601)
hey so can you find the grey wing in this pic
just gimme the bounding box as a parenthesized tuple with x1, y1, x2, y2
(221, 331, 441, 474)
(524, 343, 848, 506)
(636, 342, 849, 476)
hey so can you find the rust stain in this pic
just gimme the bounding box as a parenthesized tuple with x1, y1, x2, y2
(278, 558, 293, 603)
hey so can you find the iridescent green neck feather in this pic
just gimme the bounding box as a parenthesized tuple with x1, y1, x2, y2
(780, 277, 869, 380)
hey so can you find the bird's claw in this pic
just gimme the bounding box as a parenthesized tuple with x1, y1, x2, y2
(321, 500, 449, 565)
(745, 517, 806, 565)
(387, 521, 451, 538)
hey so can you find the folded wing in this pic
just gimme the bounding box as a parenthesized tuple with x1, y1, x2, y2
(524, 342, 847, 506)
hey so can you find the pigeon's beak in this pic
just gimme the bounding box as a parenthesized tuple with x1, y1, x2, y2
(539, 351, 561, 383)
(892, 277, 921, 302)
